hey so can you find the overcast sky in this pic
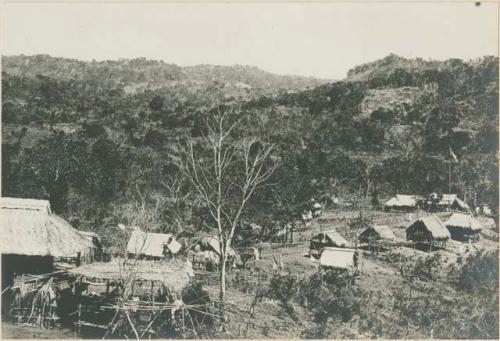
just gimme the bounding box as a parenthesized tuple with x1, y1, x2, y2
(1, 3, 498, 79)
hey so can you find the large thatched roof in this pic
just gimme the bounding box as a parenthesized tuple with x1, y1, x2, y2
(69, 259, 193, 295)
(385, 194, 417, 208)
(127, 230, 182, 257)
(406, 215, 451, 241)
(0, 197, 92, 257)
(360, 225, 396, 241)
(445, 213, 482, 232)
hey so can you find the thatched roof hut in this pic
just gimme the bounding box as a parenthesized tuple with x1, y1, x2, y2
(67, 260, 194, 337)
(0, 197, 91, 257)
(384, 195, 417, 211)
(477, 216, 496, 230)
(310, 230, 350, 258)
(445, 213, 482, 231)
(406, 215, 450, 249)
(311, 231, 350, 248)
(191, 236, 235, 257)
(127, 230, 182, 258)
(359, 225, 396, 243)
(188, 236, 237, 271)
(444, 213, 482, 241)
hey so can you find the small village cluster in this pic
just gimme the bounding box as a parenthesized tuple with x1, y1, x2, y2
(0, 193, 497, 337)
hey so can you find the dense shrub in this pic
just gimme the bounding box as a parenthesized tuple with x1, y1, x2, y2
(453, 249, 499, 292)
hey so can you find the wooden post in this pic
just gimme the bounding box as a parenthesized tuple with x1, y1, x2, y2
(77, 303, 82, 337)
(17, 293, 21, 324)
(151, 281, 155, 303)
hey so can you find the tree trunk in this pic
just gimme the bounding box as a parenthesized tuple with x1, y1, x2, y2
(220, 257, 226, 322)
(220, 238, 231, 324)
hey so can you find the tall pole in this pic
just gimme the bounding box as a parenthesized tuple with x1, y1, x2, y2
(448, 161, 451, 195)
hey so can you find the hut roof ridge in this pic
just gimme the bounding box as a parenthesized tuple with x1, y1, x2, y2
(407, 215, 451, 240)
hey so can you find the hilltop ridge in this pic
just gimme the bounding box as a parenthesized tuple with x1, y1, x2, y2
(2, 54, 327, 90)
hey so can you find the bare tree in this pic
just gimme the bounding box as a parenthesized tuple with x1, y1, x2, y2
(160, 174, 192, 234)
(176, 109, 278, 319)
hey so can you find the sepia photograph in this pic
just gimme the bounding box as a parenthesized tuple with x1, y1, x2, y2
(0, 1, 498, 339)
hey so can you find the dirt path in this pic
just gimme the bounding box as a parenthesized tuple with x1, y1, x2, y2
(1, 321, 76, 339)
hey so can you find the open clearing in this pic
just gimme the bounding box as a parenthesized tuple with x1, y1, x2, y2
(199, 208, 498, 339)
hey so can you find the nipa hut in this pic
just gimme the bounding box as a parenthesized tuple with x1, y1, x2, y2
(1, 197, 92, 318)
(384, 195, 417, 212)
(1, 197, 92, 287)
(406, 215, 451, 250)
(188, 236, 237, 271)
(358, 225, 396, 251)
(68, 259, 194, 337)
(444, 213, 483, 242)
(477, 216, 497, 231)
(309, 230, 350, 258)
(127, 230, 182, 260)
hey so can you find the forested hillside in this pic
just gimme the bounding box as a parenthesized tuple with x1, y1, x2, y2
(2, 54, 498, 239)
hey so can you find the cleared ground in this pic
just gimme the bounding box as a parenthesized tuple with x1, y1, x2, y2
(202, 208, 498, 338)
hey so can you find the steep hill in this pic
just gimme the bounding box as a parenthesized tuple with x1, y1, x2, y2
(3, 54, 497, 156)
(2, 54, 498, 230)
